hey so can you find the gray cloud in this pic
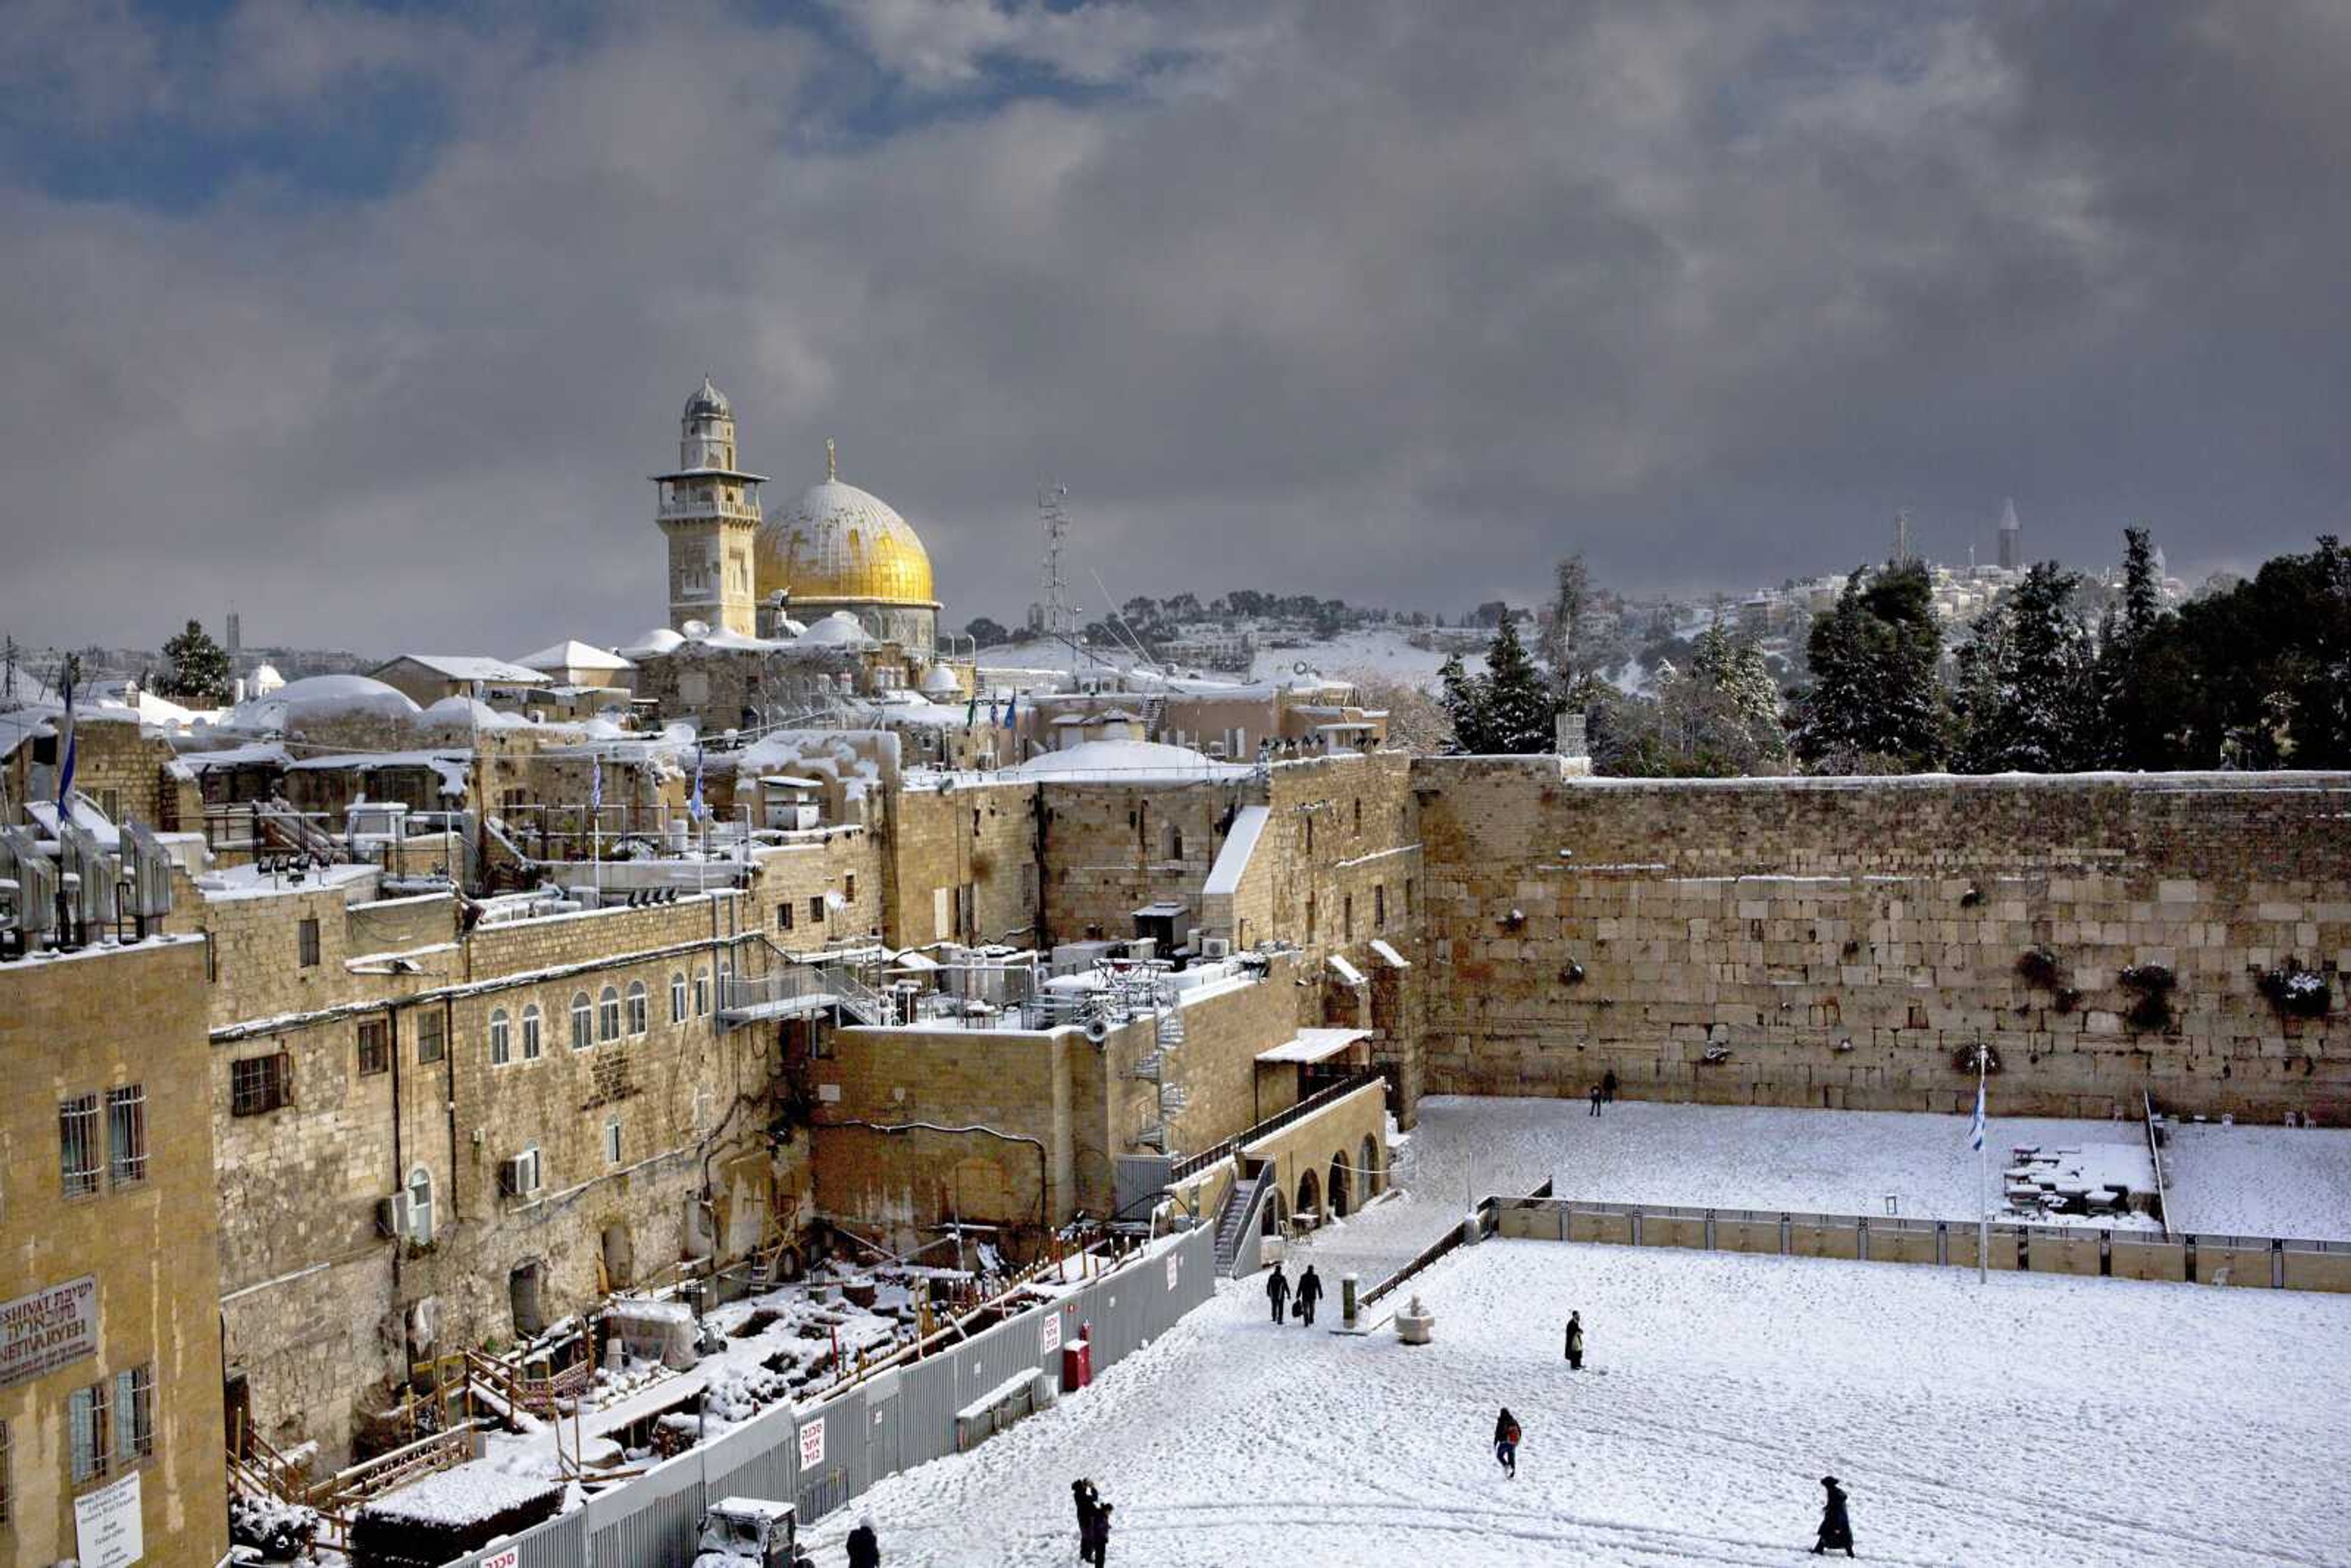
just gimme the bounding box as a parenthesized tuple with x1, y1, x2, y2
(1, 0, 2346, 655)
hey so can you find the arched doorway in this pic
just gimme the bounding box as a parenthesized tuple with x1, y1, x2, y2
(1261, 1188, 1288, 1236)
(1295, 1168, 1322, 1226)
(1327, 1153, 1352, 1218)
(1359, 1135, 1381, 1198)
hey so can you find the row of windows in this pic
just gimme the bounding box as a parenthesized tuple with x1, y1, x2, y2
(492, 969, 715, 1065)
(67, 1364, 156, 1485)
(58, 1086, 146, 1198)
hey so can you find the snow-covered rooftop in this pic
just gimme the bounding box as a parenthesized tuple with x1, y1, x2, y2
(383, 653, 551, 685)
(516, 639, 635, 673)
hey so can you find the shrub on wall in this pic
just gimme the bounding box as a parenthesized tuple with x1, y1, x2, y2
(2120, 964, 2178, 1032)
(2015, 947, 2063, 989)
(2256, 962, 2333, 1020)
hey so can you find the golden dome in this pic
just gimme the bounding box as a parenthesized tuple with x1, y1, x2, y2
(753, 445, 937, 607)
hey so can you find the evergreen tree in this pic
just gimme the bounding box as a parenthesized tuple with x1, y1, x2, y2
(1952, 563, 2099, 772)
(1789, 561, 1946, 772)
(1439, 617, 1560, 754)
(156, 618, 233, 706)
(2093, 527, 2188, 769)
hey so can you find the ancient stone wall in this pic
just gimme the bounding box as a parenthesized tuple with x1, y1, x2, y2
(882, 781, 1041, 949)
(1037, 778, 1247, 947)
(1415, 763, 2351, 1121)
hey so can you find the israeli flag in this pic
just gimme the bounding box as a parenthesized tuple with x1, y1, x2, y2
(590, 752, 603, 812)
(54, 670, 77, 816)
(1968, 1078, 1986, 1152)
(689, 746, 707, 822)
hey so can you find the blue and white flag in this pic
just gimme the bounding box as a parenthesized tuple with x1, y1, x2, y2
(689, 746, 707, 822)
(54, 670, 77, 817)
(1968, 1077, 1986, 1152)
(1004, 689, 1018, 728)
(590, 751, 603, 812)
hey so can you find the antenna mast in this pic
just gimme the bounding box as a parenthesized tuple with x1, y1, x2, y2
(1039, 484, 1081, 670)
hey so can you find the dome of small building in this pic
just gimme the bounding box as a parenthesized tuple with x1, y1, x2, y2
(684, 376, 731, 421)
(919, 664, 962, 697)
(754, 443, 936, 610)
(618, 626, 687, 660)
(795, 610, 874, 647)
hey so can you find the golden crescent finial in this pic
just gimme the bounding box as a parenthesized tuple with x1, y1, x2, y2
(826, 438, 837, 482)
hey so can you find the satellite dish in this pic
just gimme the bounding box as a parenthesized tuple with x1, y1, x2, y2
(1083, 1015, 1112, 1045)
(681, 618, 711, 642)
(1292, 661, 1310, 676)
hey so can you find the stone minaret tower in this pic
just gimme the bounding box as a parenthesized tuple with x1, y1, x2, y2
(654, 377, 767, 636)
(1997, 498, 2022, 571)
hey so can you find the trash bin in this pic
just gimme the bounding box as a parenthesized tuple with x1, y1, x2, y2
(1341, 1273, 1359, 1328)
(1060, 1338, 1093, 1392)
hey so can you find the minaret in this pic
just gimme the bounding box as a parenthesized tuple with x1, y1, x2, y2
(653, 377, 767, 636)
(1997, 498, 2022, 571)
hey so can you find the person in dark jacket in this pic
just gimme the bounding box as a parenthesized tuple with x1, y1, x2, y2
(1564, 1310, 1584, 1370)
(1601, 1069, 1618, 1104)
(1072, 1480, 1099, 1540)
(1588, 1082, 1603, 1116)
(1296, 1264, 1324, 1327)
(1079, 1490, 1113, 1565)
(1493, 1406, 1520, 1478)
(846, 1515, 880, 1568)
(1265, 1265, 1290, 1324)
(1812, 1476, 1854, 1557)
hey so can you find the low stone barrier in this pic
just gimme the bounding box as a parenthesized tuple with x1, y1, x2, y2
(1494, 1198, 2351, 1295)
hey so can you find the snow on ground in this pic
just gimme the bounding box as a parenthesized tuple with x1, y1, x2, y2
(803, 1238, 2351, 1566)
(1289, 1096, 2351, 1301)
(2163, 1122, 2351, 1238)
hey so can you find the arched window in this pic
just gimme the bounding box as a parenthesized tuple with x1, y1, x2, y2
(489, 1008, 511, 1066)
(669, 972, 688, 1024)
(570, 992, 593, 1050)
(405, 1166, 435, 1246)
(693, 969, 711, 1017)
(598, 986, 621, 1042)
(626, 981, 648, 1036)
(521, 1004, 543, 1060)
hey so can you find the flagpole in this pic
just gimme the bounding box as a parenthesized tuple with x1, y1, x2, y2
(1976, 1040, 1989, 1286)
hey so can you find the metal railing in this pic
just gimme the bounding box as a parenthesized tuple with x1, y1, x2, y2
(1168, 1070, 1385, 1185)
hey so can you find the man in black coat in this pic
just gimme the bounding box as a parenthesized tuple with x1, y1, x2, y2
(1296, 1264, 1324, 1327)
(846, 1514, 880, 1568)
(1079, 1491, 1113, 1566)
(1812, 1476, 1855, 1557)
(1601, 1069, 1618, 1104)
(1564, 1310, 1584, 1370)
(1588, 1082, 1604, 1116)
(1265, 1264, 1290, 1324)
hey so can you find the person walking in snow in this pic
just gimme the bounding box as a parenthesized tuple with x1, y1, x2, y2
(1602, 1068, 1618, 1104)
(1493, 1406, 1521, 1478)
(846, 1515, 881, 1568)
(1588, 1082, 1604, 1116)
(1265, 1264, 1291, 1324)
(1564, 1310, 1584, 1370)
(1811, 1476, 1855, 1558)
(1072, 1480, 1102, 1561)
(1297, 1264, 1324, 1327)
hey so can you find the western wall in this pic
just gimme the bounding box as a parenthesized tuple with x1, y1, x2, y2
(1415, 760, 2351, 1122)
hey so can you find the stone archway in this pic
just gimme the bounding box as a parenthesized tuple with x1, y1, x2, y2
(1359, 1135, 1381, 1198)
(1262, 1188, 1288, 1236)
(1295, 1168, 1322, 1226)
(1327, 1153, 1352, 1218)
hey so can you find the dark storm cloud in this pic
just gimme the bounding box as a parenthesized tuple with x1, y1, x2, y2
(0, 0, 2344, 653)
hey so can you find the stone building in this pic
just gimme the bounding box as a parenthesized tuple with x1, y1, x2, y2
(1, 937, 229, 1568)
(656, 378, 767, 637)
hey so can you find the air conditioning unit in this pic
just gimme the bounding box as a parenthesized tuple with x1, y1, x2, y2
(1201, 937, 1232, 960)
(498, 1152, 542, 1199)
(377, 1191, 412, 1239)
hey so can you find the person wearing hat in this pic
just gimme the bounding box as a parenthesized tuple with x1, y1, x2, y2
(1812, 1476, 1854, 1557)
(846, 1513, 881, 1568)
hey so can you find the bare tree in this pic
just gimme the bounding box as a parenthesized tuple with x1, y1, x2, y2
(1337, 667, 1454, 754)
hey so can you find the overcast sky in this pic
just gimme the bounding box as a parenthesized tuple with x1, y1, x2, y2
(2, 0, 2345, 655)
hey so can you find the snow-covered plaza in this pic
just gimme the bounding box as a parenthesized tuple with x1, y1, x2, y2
(800, 1097, 2351, 1566)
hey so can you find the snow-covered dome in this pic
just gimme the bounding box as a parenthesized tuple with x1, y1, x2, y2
(1008, 738, 1233, 782)
(250, 663, 285, 695)
(617, 627, 686, 660)
(919, 664, 962, 697)
(684, 376, 731, 421)
(233, 673, 420, 730)
(796, 610, 874, 648)
(421, 695, 527, 732)
(754, 443, 935, 608)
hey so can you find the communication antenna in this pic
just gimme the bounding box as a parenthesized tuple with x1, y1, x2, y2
(1893, 509, 1914, 566)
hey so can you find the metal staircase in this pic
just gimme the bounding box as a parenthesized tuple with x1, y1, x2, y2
(1215, 1161, 1275, 1276)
